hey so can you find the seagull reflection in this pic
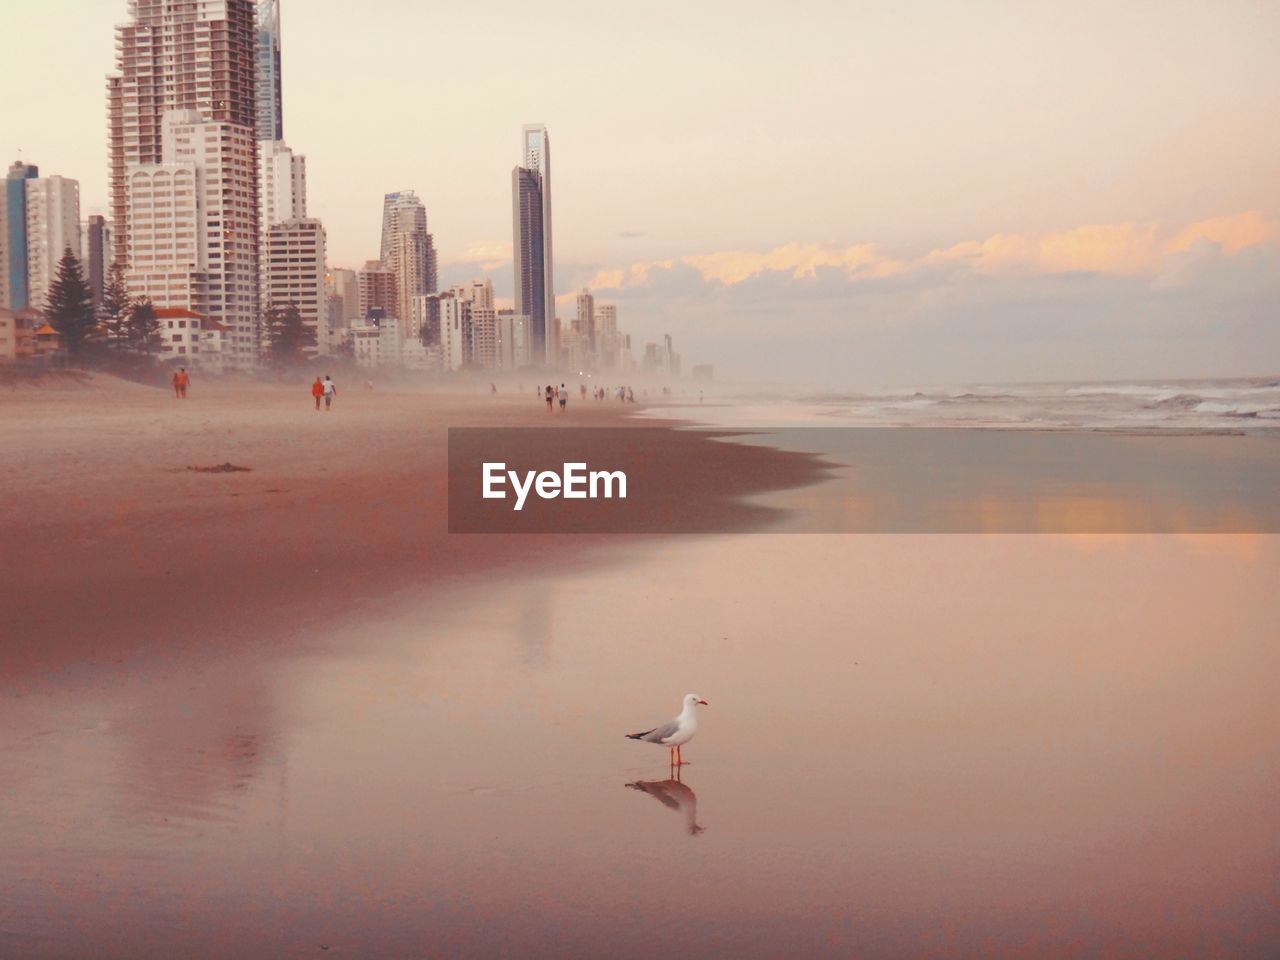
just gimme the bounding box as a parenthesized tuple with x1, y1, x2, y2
(626, 771, 705, 836)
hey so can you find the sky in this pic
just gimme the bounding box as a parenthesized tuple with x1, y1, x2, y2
(3, 0, 1277, 384)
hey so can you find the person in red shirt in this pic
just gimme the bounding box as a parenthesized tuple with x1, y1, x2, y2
(311, 376, 324, 411)
(172, 368, 190, 399)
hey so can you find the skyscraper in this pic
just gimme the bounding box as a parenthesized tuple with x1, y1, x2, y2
(24, 175, 82, 313)
(108, 0, 260, 367)
(379, 191, 438, 322)
(512, 123, 554, 365)
(1, 161, 39, 310)
(81, 215, 112, 306)
(256, 0, 284, 142)
(575, 288, 594, 358)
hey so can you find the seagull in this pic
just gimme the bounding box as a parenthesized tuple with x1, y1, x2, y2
(625, 694, 707, 766)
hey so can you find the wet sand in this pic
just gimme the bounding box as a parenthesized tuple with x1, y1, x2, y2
(2, 379, 1278, 958)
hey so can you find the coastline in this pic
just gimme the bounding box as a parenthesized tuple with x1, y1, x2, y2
(3, 375, 1278, 959)
(0, 376, 827, 683)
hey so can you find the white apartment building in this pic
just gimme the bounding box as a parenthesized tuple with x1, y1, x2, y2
(109, 1, 260, 368)
(496, 312, 532, 370)
(124, 110, 259, 364)
(349, 315, 404, 368)
(24, 176, 81, 312)
(439, 294, 471, 372)
(259, 140, 306, 231)
(471, 306, 498, 369)
(264, 217, 326, 356)
(156, 306, 226, 371)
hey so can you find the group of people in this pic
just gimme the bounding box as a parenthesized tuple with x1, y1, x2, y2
(535, 382, 637, 410)
(310, 375, 338, 411)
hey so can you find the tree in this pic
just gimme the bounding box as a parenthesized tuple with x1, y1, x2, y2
(126, 298, 162, 355)
(99, 262, 134, 350)
(43, 248, 96, 359)
(264, 300, 316, 368)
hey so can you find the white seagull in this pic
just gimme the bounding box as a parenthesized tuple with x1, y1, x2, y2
(626, 693, 708, 766)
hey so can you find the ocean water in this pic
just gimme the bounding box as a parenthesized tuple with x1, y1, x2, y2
(659, 377, 1280, 431)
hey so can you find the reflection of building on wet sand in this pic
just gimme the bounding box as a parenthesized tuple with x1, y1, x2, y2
(116, 665, 282, 827)
(627, 774, 705, 836)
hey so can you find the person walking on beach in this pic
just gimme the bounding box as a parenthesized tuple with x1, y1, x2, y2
(172, 367, 190, 399)
(558, 383, 568, 413)
(311, 376, 324, 410)
(545, 385, 554, 411)
(322, 375, 337, 411)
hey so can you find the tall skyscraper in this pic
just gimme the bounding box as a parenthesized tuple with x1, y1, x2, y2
(1, 161, 39, 309)
(512, 123, 554, 364)
(24, 175, 82, 313)
(379, 191, 438, 322)
(108, 0, 260, 367)
(256, 0, 284, 142)
(575, 288, 594, 358)
(81, 215, 113, 306)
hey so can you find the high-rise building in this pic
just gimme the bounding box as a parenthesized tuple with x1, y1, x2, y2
(512, 124, 554, 364)
(264, 218, 326, 355)
(496, 311, 532, 370)
(25, 176, 82, 312)
(357, 260, 396, 319)
(1, 161, 39, 309)
(409, 293, 442, 346)
(123, 111, 214, 340)
(260, 141, 306, 227)
(471, 306, 499, 368)
(108, 0, 260, 367)
(575, 288, 594, 357)
(255, 0, 284, 142)
(379, 191, 438, 322)
(595, 302, 619, 368)
(81, 215, 113, 306)
(327, 266, 358, 327)
(439, 291, 471, 371)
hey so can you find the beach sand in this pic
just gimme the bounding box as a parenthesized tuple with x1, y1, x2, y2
(0, 377, 821, 680)
(2, 377, 1277, 958)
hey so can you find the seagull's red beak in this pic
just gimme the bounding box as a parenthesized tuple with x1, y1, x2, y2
(697, 699, 708, 705)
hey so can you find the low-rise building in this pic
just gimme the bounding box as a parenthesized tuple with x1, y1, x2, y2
(155, 306, 226, 371)
(0, 307, 39, 362)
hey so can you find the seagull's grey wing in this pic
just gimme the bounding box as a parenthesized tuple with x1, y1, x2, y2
(635, 719, 680, 744)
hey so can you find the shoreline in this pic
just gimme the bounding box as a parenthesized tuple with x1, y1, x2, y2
(0, 376, 827, 685)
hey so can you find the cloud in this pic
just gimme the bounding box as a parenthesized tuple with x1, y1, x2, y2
(562, 211, 1280, 383)
(583, 212, 1279, 295)
(444, 239, 511, 272)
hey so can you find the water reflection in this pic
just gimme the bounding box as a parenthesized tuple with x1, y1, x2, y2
(626, 771, 705, 836)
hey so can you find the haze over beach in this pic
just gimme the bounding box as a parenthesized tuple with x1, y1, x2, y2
(3, 1, 1278, 381)
(2, 1, 1278, 958)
